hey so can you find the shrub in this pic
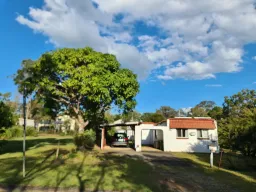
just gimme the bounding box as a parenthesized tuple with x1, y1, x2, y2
(59, 132, 66, 136)
(0, 126, 38, 139)
(74, 129, 96, 150)
(8, 126, 23, 138)
(26, 126, 38, 137)
(67, 130, 76, 136)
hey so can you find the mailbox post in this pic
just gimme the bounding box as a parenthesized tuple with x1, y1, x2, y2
(209, 145, 217, 168)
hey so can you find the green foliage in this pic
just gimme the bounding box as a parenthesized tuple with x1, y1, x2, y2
(0, 93, 16, 128)
(27, 98, 53, 123)
(190, 106, 208, 117)
(26, 127, 38, 137)
(1, 126, 22, 139)
(114, 114, 121, 121)
(0, 126, 38, 139)
(218, 89, 256, 156)
(59, 132, 66, 136)
(14, 48, 139, 130)
(156, 106, 177, 118)
(208, 106, 223, 120)
(196, 100, 216, 111)
(190, 100, 216, 117)
(104, 111, 115, 123)
(122, 111, 141, 122)
(66, 130, 76, 136)
(141, 113, 165, 123)
(74, 129, 96, 149)
(107, 127, 116, 137)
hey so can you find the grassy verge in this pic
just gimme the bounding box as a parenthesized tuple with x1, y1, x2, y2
(172, 152, 256, 192)
(0, 135, 165, 191)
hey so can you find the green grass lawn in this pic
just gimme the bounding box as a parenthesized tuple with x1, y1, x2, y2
(0, 135, 166, 191)
(0, 135, 255, 192)
(172, 152, 256, 192)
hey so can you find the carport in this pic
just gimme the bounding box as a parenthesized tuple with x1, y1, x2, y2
(99, 121, 140, 150)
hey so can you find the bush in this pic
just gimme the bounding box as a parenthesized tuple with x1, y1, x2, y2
(67, 130, 76, 136)
(26, 126, 38, 137)
(59, 132, 66, 136)
(0, 126, 38, 139)
(74, 129, 96, 150)
(7, 126, 23, 138)
(224, 153, 256, 171)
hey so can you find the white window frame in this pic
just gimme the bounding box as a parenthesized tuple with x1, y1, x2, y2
(176, 129, 188, 138)
(197, 129, 209, 139)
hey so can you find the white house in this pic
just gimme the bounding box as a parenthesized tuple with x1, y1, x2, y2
(56, 115, 76, 131)
(135, 117, 219, 153)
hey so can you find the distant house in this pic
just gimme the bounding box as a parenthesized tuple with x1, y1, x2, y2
(134, 117, 219, 153)
(18, 118, 35, 127)
(56, 115, 76, 131)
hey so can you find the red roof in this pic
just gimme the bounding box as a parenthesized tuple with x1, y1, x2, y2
(169, 118, 216, 129)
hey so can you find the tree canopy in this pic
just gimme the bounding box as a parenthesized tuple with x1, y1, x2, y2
(219, 89, 256, 156)
(141, 113, 165, 123)
(156, 106, 177, 118)
(189, 100, 216, 117)
(14, 47, 139, 131)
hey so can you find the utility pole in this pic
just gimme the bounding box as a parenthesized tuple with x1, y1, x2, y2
(23, 86, 27, 178)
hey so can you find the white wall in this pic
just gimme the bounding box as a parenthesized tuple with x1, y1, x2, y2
(135, 120, 219, 153)
(141, 130, 153, 145)
(18, 118, 35, 127)
(56, 115, 76, 131)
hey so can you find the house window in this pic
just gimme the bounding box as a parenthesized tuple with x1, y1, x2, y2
(197, 129, 209, 139)
(177, 129, 188, 138)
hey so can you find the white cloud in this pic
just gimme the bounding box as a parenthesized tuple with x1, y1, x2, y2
(252, 56, 256, 60)
(16, 0, 153, 79)
(181, 107, 192, 114)
(17, 0, 256, 80)
(157, 75, 172, 80)
(205, 84, 223, 87)
(253, 82, 256, 84)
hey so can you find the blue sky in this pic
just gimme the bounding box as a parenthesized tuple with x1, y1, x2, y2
(0, 0, 256, 113)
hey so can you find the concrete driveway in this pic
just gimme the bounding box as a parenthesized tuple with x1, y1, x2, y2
(102, 146, 191, 167)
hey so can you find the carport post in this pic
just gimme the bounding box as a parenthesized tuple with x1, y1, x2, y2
(101, 127, 105, 150)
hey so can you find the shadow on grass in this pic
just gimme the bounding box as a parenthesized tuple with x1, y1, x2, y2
(0, 138, 73, 154)
(1, 139, 255, 192)
(170, 142, 256, 191)
(0, 149, 168, 192)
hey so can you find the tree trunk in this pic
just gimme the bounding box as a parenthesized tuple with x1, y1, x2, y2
(76, 114, 89, 133)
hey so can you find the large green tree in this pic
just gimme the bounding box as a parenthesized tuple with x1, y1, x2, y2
(14, 47, 139, 131)
(219, 89, 256, 156)
(156, 106, 177, 118)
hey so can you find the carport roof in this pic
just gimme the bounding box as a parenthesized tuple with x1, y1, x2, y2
(169, 118, 216, 129)
(100, 121, 140, 128)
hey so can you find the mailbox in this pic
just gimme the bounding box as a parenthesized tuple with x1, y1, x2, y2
(208, 145, 218, 152)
